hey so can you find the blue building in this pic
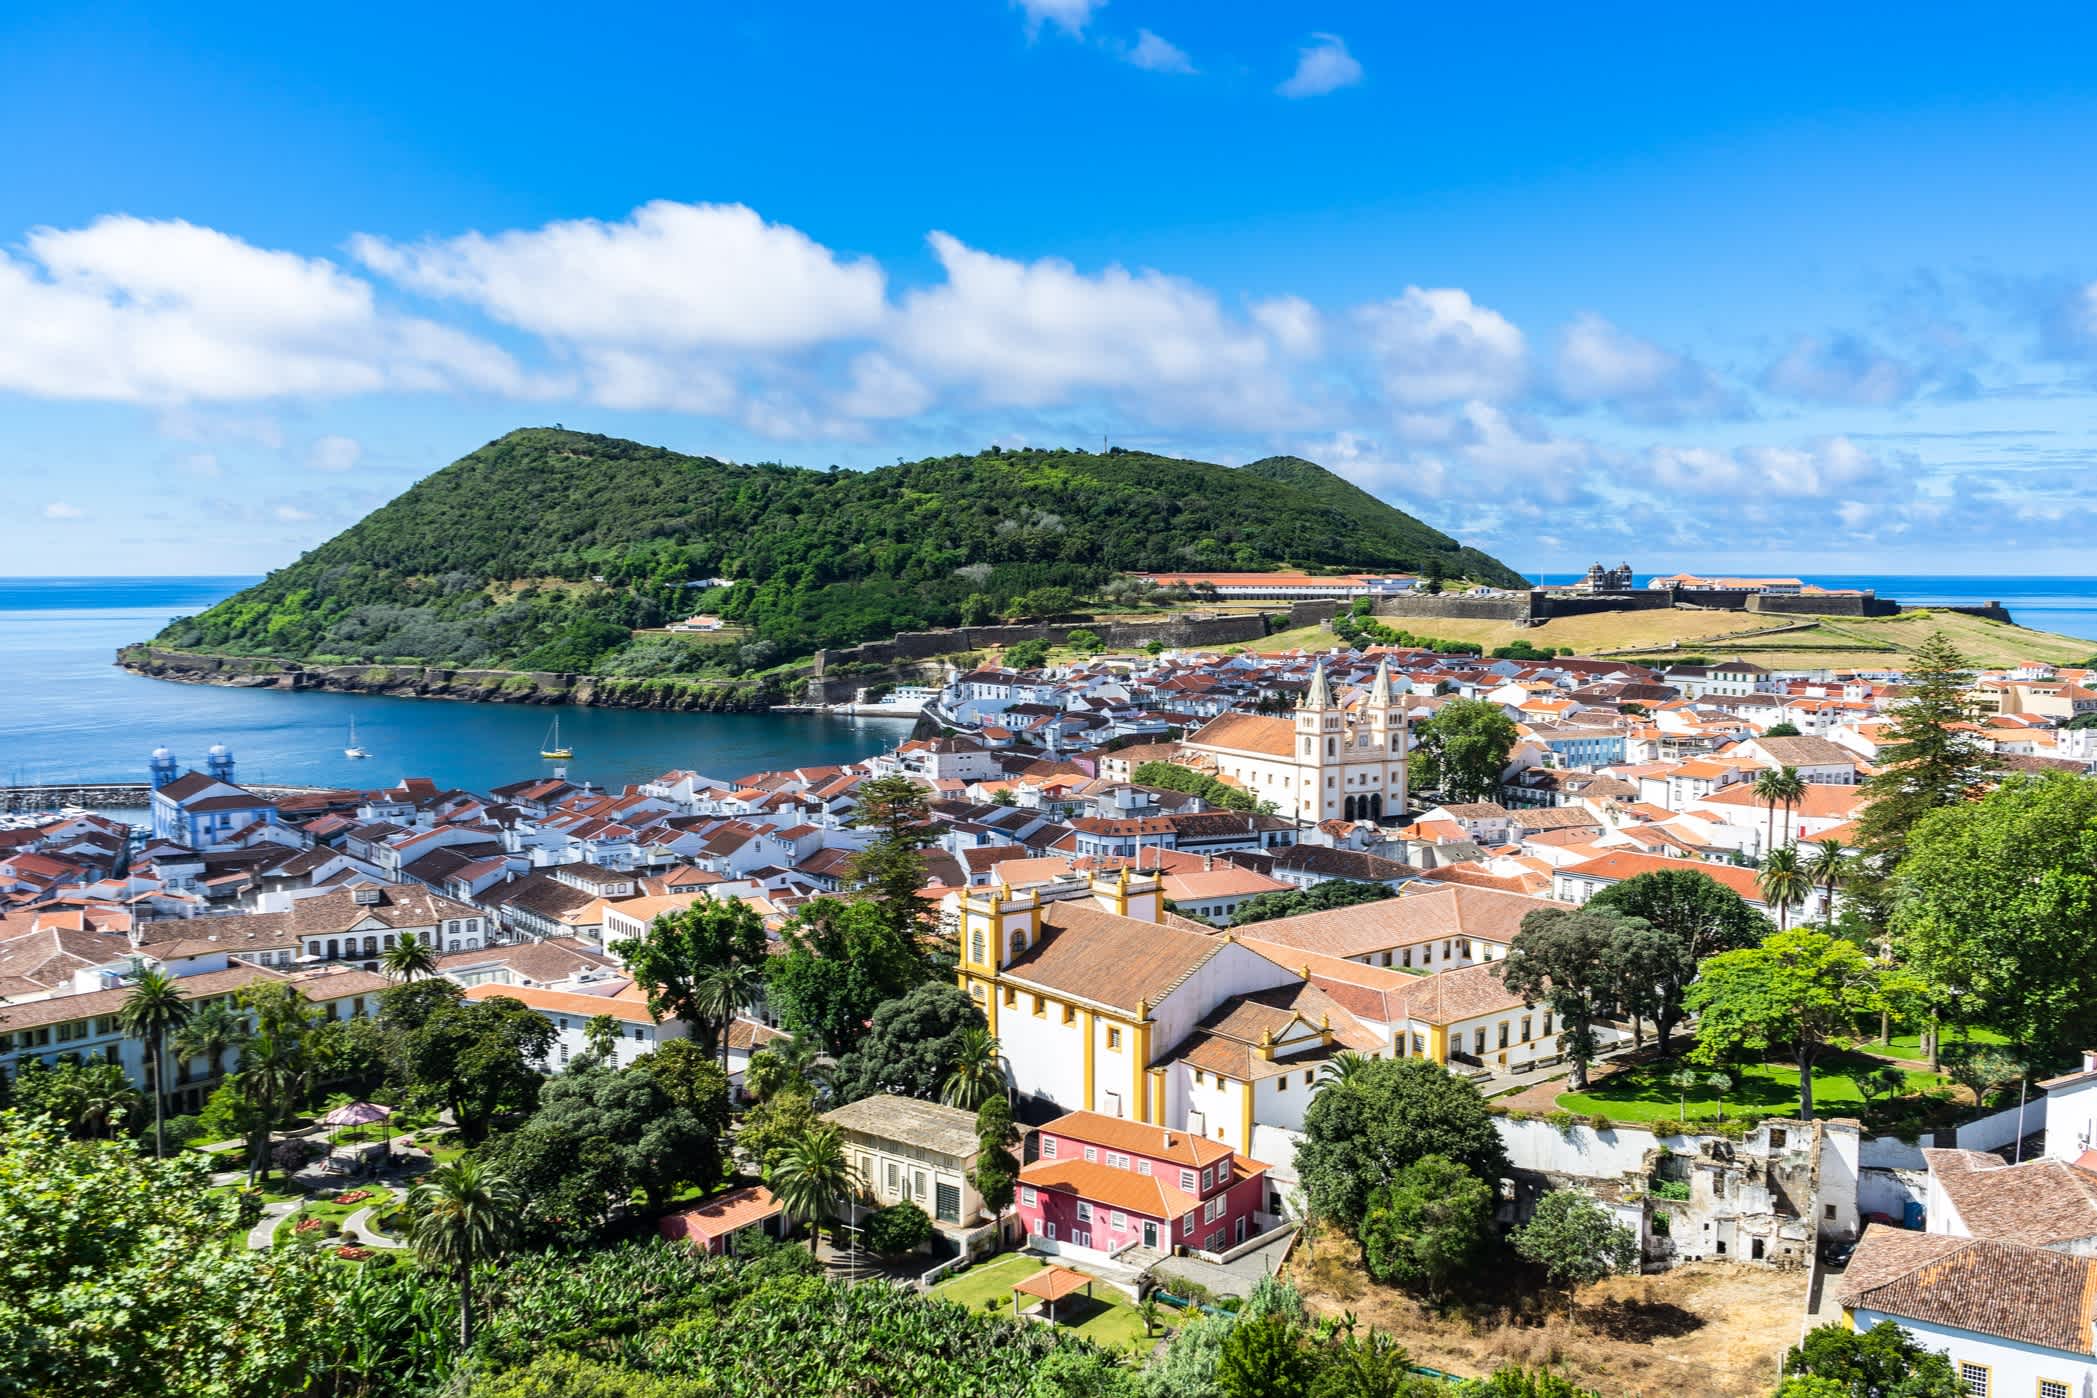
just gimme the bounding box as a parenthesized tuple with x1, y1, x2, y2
(147, 745, 274, 849)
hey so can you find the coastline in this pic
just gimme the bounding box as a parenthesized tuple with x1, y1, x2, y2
(115, 645, 790, 714)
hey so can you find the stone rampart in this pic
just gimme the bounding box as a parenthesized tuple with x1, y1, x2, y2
(812, 612, 1277, 672)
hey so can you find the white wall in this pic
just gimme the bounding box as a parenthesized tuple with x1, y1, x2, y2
(1851, 1310, 2096, 1398)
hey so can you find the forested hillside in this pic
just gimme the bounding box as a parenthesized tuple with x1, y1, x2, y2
(154, 428, 1523, 675)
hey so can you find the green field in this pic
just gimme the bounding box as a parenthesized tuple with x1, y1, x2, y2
(1557, 1055, 1949, 1127)
(929, 1253, 1165, 1355)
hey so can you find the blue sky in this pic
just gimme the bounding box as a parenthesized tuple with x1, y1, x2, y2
(8, 2, 2097, 577)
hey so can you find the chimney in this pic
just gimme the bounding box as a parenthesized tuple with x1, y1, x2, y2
(1163, 1131, 1174, 1148)
(2084, 1048, 2097, 1076)
(1203, 853, 1214, 873)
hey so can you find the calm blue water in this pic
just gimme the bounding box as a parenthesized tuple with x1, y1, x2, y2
(1524, 574, 2097, 644)
(0, 578, 914, 790)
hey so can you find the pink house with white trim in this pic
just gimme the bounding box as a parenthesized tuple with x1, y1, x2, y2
(1016, 1109, 1269, 1261)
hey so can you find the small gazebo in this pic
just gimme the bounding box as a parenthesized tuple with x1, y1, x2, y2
(1011, 1265, 1096, 1325)
(320, 1101, 393, 1171)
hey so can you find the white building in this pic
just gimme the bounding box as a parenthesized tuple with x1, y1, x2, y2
(463, 982, 690, 1071)
(1178, 660, 1408, 826)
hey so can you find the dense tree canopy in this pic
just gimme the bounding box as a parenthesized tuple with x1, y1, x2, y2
(1295, 1057, 1508, 1227)
(1502, 907, 1648, 1089)
(1358, 1154, 1496, 1299)
(1686, 928, 1885, 1120)
(154, 432, 1520, 672)
(1511, 1191, 1638, 1288)
(1589, 868, 1771, 1051)
(1891, 773, 2097, 1059)
(402, 993, 555, 1143)
(765, 897, 932, 1052)
(833, 983, 989, 1104)
(623, 899, 769, 1056)
(1229, 879, 1397, 926)
(1855, 632, 1985, 857)
(1412, 699, 1521, 804)
(1780, 1321, 1961, 1398)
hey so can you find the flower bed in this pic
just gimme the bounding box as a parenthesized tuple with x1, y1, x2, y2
(332, 1189, 374, 1206)
(336, 1245, 373, 1261)
(294, 1217, 328, 1235)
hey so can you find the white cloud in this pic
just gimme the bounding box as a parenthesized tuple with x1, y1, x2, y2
(1762, 334, 1917, 406)
(1356, 287, 1526, 405)
(1251, 295, 1321, 356)
(43, 501, 83, 519)
(1126, 29, 1194, 73)
(1278, 33, 1362, 98)
(889, 232, 1293, 426)
(1013, 0, 1103, 36)
(837, 352, 933, 419)
(273, 504, 315, 522)
(307, 434, 363, 472)
(353, 201, 886, 355)
(0, 216, 534, 404)
(1554, 312, 1740, 421)
(1646, 435, 1897, 498)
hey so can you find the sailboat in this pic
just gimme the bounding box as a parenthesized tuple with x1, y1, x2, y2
(343, 717, 371, 760)
(540, 716, 573, 760)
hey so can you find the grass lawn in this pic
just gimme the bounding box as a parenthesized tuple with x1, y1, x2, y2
(930, 1253, 1167, 1355)
(1557, 1055, 1948, 1127)
(1859, 1025, 2009, 1061)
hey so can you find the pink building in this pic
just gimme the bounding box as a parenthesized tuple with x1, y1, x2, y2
(1016, 1110, 1270, 1260)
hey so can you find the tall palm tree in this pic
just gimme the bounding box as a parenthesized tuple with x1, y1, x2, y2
(235, 1026, 305, 1184)
(408, 1158, 520, 1349)
(119, 968, 192, 1158)
(940, 1027, 1005, 1110)
(766, 1123, 862, 1255)
(744, 1035, 834, 1104)
(1751, 767, 1787, 855)
(1757, 845, 1810, 932)
(174, 998, 245, 1082)
(582, 1013, 622, 1063)
(694, 961, 762, 1071)
(1801, 837, 1848, 921)
(380, 933, 438, 982)
(1317, 1050, 1377, 1088)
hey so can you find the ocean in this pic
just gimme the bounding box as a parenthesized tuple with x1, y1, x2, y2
(0, 578, 915, 791)
(1524, 575, 2097, 646)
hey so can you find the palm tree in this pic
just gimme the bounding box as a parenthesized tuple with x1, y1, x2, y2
(582, 1013, 622, 1063)
(1136, 1296, 1162, 1338)
(1751, 767, 1787, 855)
(694, 962, 762, 1071)
(1317, 1051, 1376, 1088)
(235, 1026, 305, 1184)
(174, 998, 245, 1082)
(1801, 837, 1848, 921)
(939, 1027, 1004, 1110)
(745, 1035, 834, 1104)
(408, 1158, 520, 1349)
(76, 1064, 140, 1140)
(119, 968, 193, 1158)
(380, 933, 438, 982)
(766, 1123, 862, 1255)
(1757, 844, 1810, 931)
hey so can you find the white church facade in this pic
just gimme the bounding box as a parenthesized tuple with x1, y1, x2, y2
(1177, 659, 1409, 826)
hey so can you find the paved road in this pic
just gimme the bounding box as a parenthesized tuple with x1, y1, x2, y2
(246, 1200, 298, 1251)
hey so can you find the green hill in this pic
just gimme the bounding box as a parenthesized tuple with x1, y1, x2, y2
(153, 429, 1525, 676)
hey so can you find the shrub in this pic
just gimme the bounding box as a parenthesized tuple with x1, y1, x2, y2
(864, 1201, 933, 1256)
(1544, 1110, 1578, 1132)
(161, 1114, 206, 1148)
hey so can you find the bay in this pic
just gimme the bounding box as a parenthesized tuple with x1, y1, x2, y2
(0, 578, 915, 791)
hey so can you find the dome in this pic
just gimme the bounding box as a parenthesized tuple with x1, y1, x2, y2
(151, 745, 173, 761)
(206, 743, 230, 757)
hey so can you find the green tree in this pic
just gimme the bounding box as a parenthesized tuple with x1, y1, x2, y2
(1856, 632, 1982, 856)
(119, 967, 193, 1158)
(1004, 639, 1052, 671)
(1753, 765, 1806, 855)
(405, 994, 555, 1143)
(1685, 928, 1884, 1119)
(1940, 1043, 2024, 1109)
(766, 1123, 862, 1252)
(1454, 1369, 1601, 1398)
(1589, 868, 1772, 1052)
(1357, 1154, 1494, 1299)
(644, 1036, 734, 1116)
(409, 1156, 521, 1349)
(1502, 907, 1645, 1089)
(1218, 1315, 1316, 1398)
(173, 997, 246, 1081)
(970, 1094, 1022, 1222)
(1758, 844, 1811, 932)
(1890, 773, 2097, 1058)
(1412, 699, 1520, 804)
(694, 960, 763, 1071)
(1801, 838, 1850, 915)
(1763, 721, 1802, 738)
(1511, 1191, 1637, 1287)
(473, 1351, 716, 1398)
(765, 896, 930, 1052)
(1230, 879, 1397, 925)
(834, 982, 989, 1104)
(864, 1200, 933, 1255)
(623, 898, 769, 1058)
(381, 931, 439, 982)
(1067, 627, 1103, 654)
(1295, 1057, 1508, 1228)
(1781, 1320, 1961, 1398)
(741, 1035, 834, 1105)
(733, 1084, 821, 1174)
(940, 1025, 1005, 1110)
(582, 1012, 623, 1063)
(849, 776, 943, 944)
(0, 1111, 347, 1397)
(10, 1058, 138, 1139)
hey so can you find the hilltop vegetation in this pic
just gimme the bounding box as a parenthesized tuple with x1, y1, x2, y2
(151, 429, 1521, 675)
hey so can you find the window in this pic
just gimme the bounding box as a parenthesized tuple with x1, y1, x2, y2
(1032, 995, 1045, 1017)
(1137, 1159, 1152, 1176)
(1203, 1196, 1221, 1223)
(1498, 1023, 1509, 1049)
(1107, 1152, 1129, 1170)
(1276, 1075, 1287, 1092)
(1076, 1201, 1093, 1222)
(1179, 1169, 1197, 1192)
(1520, 1015, 1531, 1042)
(888, 1162, 900, 1192)
(914, 1170, 927, 1199)
(971, 930, 987, 964)
(1111, 1211, 1127, 1229)
(1194, 1069, 1205, 1085)
(1042, 1137, 1058, 1159)
(1044, 1222, 1056, 1241)
(1303, 1070, 1313, 1086)
(1106, 1027, 1122, 1051)
(1474, 1028, 1488, 1055)
(1201, 1166, 1214, 1190)
(1957, 1363, 1988, 1397)
(1084, 1146, 1098, 1163)
(1021, 1186, 1037, 1207)
(1061, 1004, 1076, 1025)
(2038, 1380, 2068, 1398)
(1002, 987, 1016, 1008)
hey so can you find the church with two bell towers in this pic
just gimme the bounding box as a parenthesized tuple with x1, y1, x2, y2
(1177, 658, 1409, 826)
